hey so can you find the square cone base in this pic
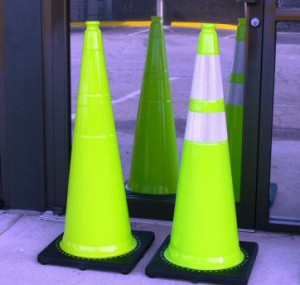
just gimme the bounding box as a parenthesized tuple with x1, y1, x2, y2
(38, 230, 155, 274)
(145, 235, 258, 285)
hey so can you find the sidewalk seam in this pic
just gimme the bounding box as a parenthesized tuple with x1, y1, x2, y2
(0, 214, 23, 236)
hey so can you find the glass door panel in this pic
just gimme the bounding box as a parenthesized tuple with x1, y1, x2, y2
(269, 22, 300, 223)
(277, 0, 300, 9)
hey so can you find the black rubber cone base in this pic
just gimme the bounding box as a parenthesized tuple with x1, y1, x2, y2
(38, 230, 155, 274)
(145, 235, 258, 285)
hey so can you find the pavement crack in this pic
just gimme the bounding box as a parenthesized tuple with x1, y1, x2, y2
(0, 214, 23, 236)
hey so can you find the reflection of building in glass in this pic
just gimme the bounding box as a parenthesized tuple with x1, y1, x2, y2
(70, 0, 106, 21)
(277, 0, 300, 8)
(270, 24, 300, 223)
(70, 0, 156, 21)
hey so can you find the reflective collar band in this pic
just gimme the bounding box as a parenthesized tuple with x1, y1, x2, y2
(184, 111, 228, 143)
(189, 98, 225, 113)
(230, 73, 244, 84)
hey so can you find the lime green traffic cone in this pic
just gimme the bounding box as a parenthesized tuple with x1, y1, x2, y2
(226, 18, 246, 203)
(37, 22, 154, 272)
(59, 21, 137, 259)
(126, 16, 179, 195)
(164, 24, 244, 271)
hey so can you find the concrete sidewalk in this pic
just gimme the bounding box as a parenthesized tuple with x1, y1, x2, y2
(0, 210, 299, 285)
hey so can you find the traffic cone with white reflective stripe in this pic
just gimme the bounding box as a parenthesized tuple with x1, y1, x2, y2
(165, 23, 243, 271)
(226, 18, 246, 203)
(146, 24, 258, 284)
(38, 21, 154, 274)
(126, 16, 179, 195)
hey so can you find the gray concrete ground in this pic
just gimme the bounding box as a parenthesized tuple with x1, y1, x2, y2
(0, 210, 300, 285)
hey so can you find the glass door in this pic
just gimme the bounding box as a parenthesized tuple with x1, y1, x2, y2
(257, 0, 300, 233)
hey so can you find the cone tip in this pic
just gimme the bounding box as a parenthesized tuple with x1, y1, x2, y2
(197, 23, 219, 55)
(238, 18, 246, 25)
(201, 23, 217, 31)
(86, 21, 100, 28)
(236, 18, 246, 41)
(151, 16, 162, 23)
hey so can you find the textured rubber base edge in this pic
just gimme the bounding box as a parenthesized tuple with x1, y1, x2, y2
(38, 230, 155, 274)
(145, 235, 258, 285)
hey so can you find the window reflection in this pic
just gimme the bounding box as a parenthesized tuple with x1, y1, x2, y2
(277, 0, 300, 9)
(270, 22, 300, 222)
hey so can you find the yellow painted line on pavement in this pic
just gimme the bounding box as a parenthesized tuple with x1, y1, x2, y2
(71, 21, 151, 28)
(171, 22, 237, 31)
(71, 21, 237, 30)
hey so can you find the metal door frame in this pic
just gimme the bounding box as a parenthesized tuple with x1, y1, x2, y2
(0, 0, 5, 206)
(0, 0, 70, 211)
(256, 0, 300, 233)
(236, 1, 265, 229)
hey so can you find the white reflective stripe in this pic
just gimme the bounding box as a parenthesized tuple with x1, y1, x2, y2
(231, 41, 246, 75)
(226, 83, 244, 106)
(190, 55, 224, 101)
(184, 111, 228, 143)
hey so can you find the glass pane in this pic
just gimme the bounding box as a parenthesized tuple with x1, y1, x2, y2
(71, 26, 239, 177)
(270, 22, 300, 223)
(277, 22, 300, 32)
(277, 0, 300, 9)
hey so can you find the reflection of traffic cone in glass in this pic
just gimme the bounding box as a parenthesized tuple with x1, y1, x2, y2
(146, 24, 258, 284)
(126, 16, 179, 195)
(226, 18, 246, 203)
(38, 22, 154, 273)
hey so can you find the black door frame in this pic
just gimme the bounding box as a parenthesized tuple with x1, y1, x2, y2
(42, 0, 71, 213)
(0, 0, 5, 206)
(237, 1, 265, 229)
(0, 0, 70, 211)
(256, 0, 300, 233)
